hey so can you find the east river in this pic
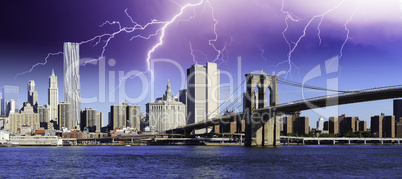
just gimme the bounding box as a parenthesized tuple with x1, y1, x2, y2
(0, 145, 401, 178)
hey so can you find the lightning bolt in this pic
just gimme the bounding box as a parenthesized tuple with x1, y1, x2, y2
(15, 51, 63, 78)
(339, 0, 361, 59)
(280, 0, 346, 78)
(187, 40, 198, 64)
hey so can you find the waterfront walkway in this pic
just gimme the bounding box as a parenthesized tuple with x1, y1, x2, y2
(281, 136, 402, 145)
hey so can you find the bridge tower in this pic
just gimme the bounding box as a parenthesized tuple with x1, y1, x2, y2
(244, 73, 280, 146)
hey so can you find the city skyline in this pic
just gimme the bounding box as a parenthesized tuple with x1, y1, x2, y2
(1, 0, 402, 128)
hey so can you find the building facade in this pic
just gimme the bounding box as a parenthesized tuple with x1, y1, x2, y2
(146, 80, 186, 132)
(64, 42, 81, 128)
(2, 86, 19, 116)
(27, 80, 38, 110)
(58, 102, 72, 130)
(6, 103, 40, 134)
(48, 69, 59, 122)
(371, 113, 395, 138)
(109, 103, 140, 130)
(38, 104, 50, 129)
(187, 62, 220, 133)
(316, 117, 324, 131)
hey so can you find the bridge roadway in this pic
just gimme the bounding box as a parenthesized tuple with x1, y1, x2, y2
(169, 85, 402, 133)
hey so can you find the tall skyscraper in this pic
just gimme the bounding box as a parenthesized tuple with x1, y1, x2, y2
(316, 117, 324, 131)
(64, 42, 81, 128)
(48, 69, 59, 122)
(2, 86, 19, 115)
(186, 62, 220, 133)
(27, 80, 38, 110)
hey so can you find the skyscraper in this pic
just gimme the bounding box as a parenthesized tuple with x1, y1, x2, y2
(58, 102, 72, 130)
(64, 42, 81, 128)
(316, 117, 324, 131)
(109, 103, 140, 131)
(186, 62, 220, 133)
(393, 99, 402, 122)
(27, 80, 38, 110)
(48, 69, 59, 122)
(2, 86, 19, 115)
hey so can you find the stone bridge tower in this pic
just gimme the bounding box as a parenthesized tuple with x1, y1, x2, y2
(244, 73, 280, 146)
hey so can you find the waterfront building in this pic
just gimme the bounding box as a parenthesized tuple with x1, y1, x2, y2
(58, 102, 72, 130)
(109, 103, 140, 131)
(80, 108, 104, 132)
(6, 102, 40, 134)
(2, 86, 19, 115)
(393, 99, 402, 138)
(358, 120, 367, 131)
(323, 121, 329, 131)
(329, 117, 339, 134)
(96, 112, 104, 132)
(294, 116, 309, 136)
(64, 42, 81, 128)
(339, 116, 358, 134)
(371, 113, 395, 138)
(187, 62, 220, 134)
(282, 115, 296, 135)
(27, 80, 38, 111)
(282, 113, 309, 136)
(126, 105, 140, 131)
(146, 80, 186, 132)
(48, 69, 59, 122)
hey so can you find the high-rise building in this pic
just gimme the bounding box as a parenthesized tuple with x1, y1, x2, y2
(80, 107, 97, 132)
(146, 80, 186, 132)
(38, 104, 50, 129)
(5, 99, 15, 117)
(27, 80, 38, 110)
(371, 113, 395, 138)
(109, 103, 140, 131)
(383, 115, 395, 138)
(282, 114, 297, 135)
(64, 42, 81, 128)
(0, 92, 2, 116)
(48, 69, 59, 122)
(127, 105, 140, 131)
(6, 103, 40, 133)
(393, 99, 402, 138)
(109, 104, 126, 130)
(96, 112, 104, 133)
(393, 99, 402, 122)
(294, 116, 309, 136)
(2, 86, 19, 115)
(316, 117, 324, 131)
(329, 117, 339, 134)
(58, 102, 72, 130)
(339, 116, 358, 134)
(187, 62, 220, 134)
(358, 121, 367, 131)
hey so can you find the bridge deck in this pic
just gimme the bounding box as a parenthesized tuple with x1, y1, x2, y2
(169, 85, 402, 133)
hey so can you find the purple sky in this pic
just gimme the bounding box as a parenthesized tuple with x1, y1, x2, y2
(1, 0, 402, 128)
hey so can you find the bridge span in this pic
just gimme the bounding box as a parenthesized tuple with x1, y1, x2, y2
(168, 84, 402, 146)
